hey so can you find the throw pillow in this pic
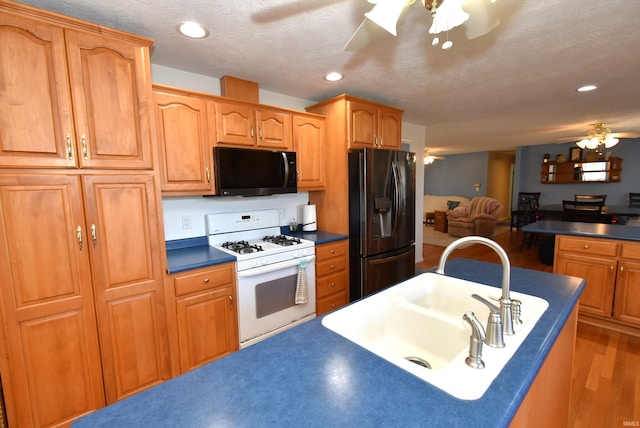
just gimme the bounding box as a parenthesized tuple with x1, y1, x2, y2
(447, 200, 460, 210)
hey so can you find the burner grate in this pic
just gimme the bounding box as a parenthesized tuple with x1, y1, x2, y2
(221, 240, 264, 254)
(262, 235, 302, 246)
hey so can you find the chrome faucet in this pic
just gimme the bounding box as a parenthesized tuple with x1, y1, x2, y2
(462, 311, 485, 369)
(435, 236, 514, 336)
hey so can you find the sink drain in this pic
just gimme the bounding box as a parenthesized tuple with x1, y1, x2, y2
(405, 356, 432, 369)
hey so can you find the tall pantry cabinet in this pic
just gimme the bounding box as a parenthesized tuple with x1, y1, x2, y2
(0, 2, 169, 427)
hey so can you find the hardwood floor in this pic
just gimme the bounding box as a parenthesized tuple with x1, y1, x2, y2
(417, 228, 640, 427)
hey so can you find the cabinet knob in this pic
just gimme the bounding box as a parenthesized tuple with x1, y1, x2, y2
(204, 277, 210, 283)
(331, 282, 336, 287)
(330, 249, 335, 254)
(228, 295, 233, 303)
(583, 245, 589, 249)
(330, 264, 335, 269)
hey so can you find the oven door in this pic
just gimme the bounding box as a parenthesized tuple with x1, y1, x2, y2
(236, 255, 316, 348)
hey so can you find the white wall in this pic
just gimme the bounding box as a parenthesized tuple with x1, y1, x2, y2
(152, 63, 427, 262)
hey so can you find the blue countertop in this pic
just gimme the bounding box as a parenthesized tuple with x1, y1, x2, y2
(74, 258, 584, 428)
(165, 231, 348, 274)
(523, 220, 640, 241)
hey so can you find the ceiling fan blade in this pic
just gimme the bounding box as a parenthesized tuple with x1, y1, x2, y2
(344, 18, 373, 51)
(462, 0, 500, 40)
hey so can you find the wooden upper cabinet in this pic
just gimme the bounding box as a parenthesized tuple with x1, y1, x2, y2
(153, 87, 216, 195)
(347, 99, 402, 150)
(215, 100, 256, 147)
(293, 114, 325, 190)
(256, 109, 292, 150)
(0, 10, 154, 169)
(215, 99, 293, 150)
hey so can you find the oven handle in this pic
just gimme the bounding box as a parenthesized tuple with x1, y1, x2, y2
(236, 255, 316, 278)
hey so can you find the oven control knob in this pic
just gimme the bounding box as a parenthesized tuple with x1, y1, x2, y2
(292, 251, 298, 258)
(261, 257, 268, 265)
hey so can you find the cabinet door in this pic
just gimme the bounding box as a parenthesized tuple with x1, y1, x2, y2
(256, 110, 292, 150)
(176, 287, 238, 372)
(347, 101, 377, 148)
(293, 115, 325, 190)
(65, 29, 154, 169)
(378, 107, 402, 150)
(82, 174, 170, 403)
(0, 13, 77, 168)
(215, 101, 256, 147)
(154, 90, 215, 194)
(613, 261, 640, 326)
(0, 174, 105, 427)
(554, 252, 616, 318)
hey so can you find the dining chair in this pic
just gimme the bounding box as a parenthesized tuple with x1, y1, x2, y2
(510, 192, 540, 231)
(574, 194, 606, 204)
(562, 200, 611, 223)
(629, 193, 640, 207)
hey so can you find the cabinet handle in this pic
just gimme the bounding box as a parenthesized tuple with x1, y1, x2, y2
(297, 170, 301, 182)
(259, 126, 263, 139)
(610, 265, 614, 275)
(205, 167, 210, 183)
(204, 277, 210, 283)
(66, 133, 74, 160)
(81, 134, 88, 160)
(91, 224, 97, 248)
(250, 126, 254, 138)
(619, 266, 624, 275)
(228, 295, 233, 303)
(77, 226, 83, 250)
(379, 136, 383, 146)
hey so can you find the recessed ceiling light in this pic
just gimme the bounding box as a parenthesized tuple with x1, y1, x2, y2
(324, 72, 343, 82)
(577, 85, 598, 92)
(177, 21, 208, 39)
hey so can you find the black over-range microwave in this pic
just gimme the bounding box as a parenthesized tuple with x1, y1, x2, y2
(213, 147, 297, 196)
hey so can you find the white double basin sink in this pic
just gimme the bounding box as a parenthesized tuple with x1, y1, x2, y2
(321, 272, 549, 400)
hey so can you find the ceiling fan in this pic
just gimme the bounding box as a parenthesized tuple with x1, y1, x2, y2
(423, 149, 445, 165)
(344, 0, 501, 51)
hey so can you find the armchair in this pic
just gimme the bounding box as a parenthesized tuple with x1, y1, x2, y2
(447, 197, 504, 237)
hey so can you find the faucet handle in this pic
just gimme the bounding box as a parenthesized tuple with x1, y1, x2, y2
(511, 299, 523, 325)
(471, 294, 505, 348)
(462, 311, 485, 369)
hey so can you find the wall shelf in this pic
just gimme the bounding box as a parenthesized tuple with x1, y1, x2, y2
(541, 157, 622, 184)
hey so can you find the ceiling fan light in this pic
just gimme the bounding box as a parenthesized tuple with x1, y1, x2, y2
(364, 0, 406, 36)
(428, 0, 469, 34)
(432, 36, 440, 45)
(604, 136, 619, 148)
(442, 40, 453, 49)
(424, 155, 435, 165)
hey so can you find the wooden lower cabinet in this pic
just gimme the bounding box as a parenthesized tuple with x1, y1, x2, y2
(554, 235, 640, 330)
(316, 240, 349, 316)
(167, 264, 238, 375)
(0, 172, 170, 427)
(510, 305, 577, 427)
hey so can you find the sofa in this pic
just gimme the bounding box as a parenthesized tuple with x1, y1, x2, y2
(446, 196, 504, 237)
(423, 195, 470, 224)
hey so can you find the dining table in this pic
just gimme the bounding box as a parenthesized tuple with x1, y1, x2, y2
(537, 204, 640, 219)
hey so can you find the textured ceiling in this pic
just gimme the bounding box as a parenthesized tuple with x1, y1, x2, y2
(13, 0, 640, 155)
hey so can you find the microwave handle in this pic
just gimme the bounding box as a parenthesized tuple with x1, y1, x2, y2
(237, 255, 316, 278)
(282, 152, 290, 188)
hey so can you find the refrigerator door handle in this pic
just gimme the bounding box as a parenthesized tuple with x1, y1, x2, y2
(391, 161, 403, 236)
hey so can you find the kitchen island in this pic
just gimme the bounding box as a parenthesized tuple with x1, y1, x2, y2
(73, 258, 584, 427)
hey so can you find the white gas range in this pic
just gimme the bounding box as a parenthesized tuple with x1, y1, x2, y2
(205, 210, 316, 348)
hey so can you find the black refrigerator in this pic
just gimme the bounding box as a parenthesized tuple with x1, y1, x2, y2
(348, 148, 416, 301)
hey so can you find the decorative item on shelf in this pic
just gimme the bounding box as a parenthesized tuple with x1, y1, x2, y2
(543, 153, 550, 163)
(556, 154, 566, 163)
(575, 122, 619, 156)
(569, 147, 582, 162)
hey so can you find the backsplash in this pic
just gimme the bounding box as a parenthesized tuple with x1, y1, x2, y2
(162, 192, 310, 241)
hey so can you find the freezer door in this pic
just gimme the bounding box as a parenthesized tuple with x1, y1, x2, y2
(352, 245, 416, 300)
(351, 149, 415, 257)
